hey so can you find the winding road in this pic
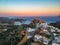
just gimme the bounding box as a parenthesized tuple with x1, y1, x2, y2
(47, 27, 55, 45)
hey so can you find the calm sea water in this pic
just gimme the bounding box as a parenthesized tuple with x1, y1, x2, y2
(8, 16, 60, 24)
(23, 16, 60, 24)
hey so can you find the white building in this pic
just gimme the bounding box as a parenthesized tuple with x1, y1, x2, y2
(36, 23, 48, 28)
(52, 43, 60, 45)
(3, 29, 7, 32)
(14, 21, 22, 25)
(26, 28, 36, 32)
(50, 28, 55, 32)
(26, 28, 36, 39)
(43, 37, 49, 45)
(53, 33, 56, 36)
(55, 37, 60, 43)
(34, 34, 42, 42)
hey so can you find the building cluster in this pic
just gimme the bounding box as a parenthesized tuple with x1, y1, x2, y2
(0, 17, 60, 45)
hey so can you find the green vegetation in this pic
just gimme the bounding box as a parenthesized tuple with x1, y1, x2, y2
(31, 42, 46, 45)
(0, 25, 23, 45)
(45, 34, 51, 39)
(40, 33, 51, 39)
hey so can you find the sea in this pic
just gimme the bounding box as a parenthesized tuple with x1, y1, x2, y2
(11, 16, 60, 24)
(2, 16, 60, 24)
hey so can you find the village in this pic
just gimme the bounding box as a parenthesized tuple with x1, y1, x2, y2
(0, 17, 60, 45)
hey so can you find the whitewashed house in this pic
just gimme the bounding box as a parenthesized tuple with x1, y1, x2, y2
(33, 34, 42, 42)
(14, 21, 22, 25)
(26, 28, 36, 39)
(36, 23, 48, 28)
(26, 28, 36, 32)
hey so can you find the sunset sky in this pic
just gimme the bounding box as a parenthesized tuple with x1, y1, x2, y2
(0, 0, 60, 16)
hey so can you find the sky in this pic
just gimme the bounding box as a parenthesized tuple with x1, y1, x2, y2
(0, 0, 60, 16)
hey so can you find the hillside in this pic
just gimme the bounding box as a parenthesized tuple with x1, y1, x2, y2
(50, 22, 60, 29)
